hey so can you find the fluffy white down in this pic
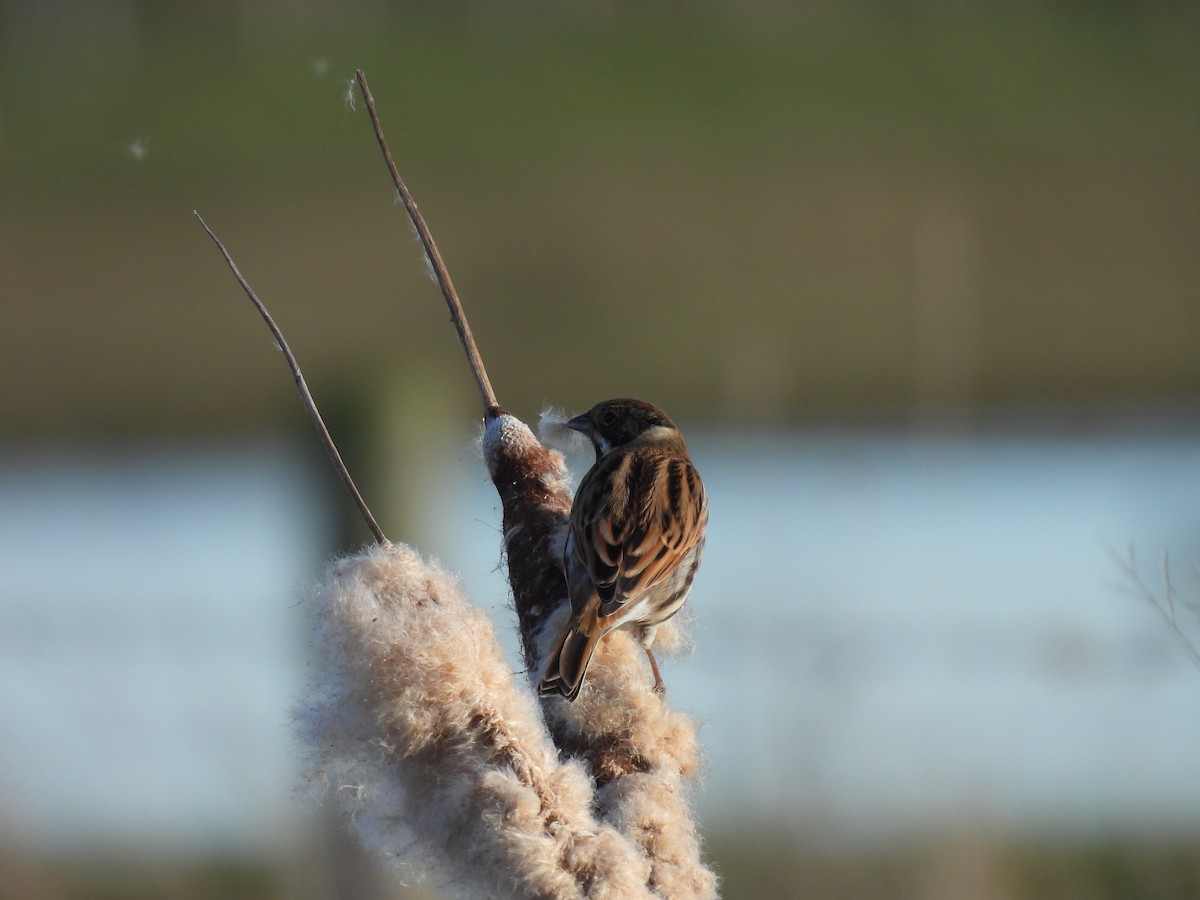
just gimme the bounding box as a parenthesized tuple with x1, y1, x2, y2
(295, 542, 655, 899)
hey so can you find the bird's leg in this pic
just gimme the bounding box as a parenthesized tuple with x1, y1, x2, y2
(644, 647, 666, 695)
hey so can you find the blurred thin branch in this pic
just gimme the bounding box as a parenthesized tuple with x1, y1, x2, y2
(1107, 542, 1200, 670)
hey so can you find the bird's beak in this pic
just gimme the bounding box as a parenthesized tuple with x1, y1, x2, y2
(565, 413, 593, 435)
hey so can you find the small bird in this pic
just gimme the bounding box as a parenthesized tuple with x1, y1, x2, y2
(539, 399, 707, 701)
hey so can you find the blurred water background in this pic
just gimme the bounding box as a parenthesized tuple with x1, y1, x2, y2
(1, 2, 1198, 897)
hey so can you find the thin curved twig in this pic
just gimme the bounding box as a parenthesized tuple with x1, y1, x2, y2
(355, 69, 500, 415)
(1107, 542, 1200, 669)
(195, 210, 388, 544)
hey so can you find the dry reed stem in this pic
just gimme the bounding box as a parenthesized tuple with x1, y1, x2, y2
(195, 211, 386, 542)
(356, 69, 497, 413)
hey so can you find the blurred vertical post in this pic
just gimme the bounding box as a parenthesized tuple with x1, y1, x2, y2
(911, 191, 980, 427)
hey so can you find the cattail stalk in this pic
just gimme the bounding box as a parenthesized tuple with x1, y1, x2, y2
(483, 413, 718, 899)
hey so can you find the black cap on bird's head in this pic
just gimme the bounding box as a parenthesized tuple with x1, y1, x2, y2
(566, 398, 677, 456)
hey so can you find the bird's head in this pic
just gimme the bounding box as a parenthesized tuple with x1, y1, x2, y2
(566, 398, 678, 456)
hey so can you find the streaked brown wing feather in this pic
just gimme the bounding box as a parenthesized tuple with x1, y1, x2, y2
(571, 448, 706, 619)
(569, 452, 626, 605)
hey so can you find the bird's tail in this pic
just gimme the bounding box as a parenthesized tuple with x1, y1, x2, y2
(537, 611, 603, 702)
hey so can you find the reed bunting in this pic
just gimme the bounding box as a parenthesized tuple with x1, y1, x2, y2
(538, 399, 707, 701)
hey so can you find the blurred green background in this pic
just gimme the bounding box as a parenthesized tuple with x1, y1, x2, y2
(3, 0, 1197, 436)
(1, 1, 1198, 897)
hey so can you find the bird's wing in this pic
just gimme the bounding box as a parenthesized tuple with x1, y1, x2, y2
(570, 449, 706, 618)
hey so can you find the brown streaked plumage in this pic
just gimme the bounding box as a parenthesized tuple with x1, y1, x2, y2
(538, 399, 707, 701)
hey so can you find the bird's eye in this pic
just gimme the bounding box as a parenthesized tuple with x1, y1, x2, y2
(601, 408, 619, 427)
